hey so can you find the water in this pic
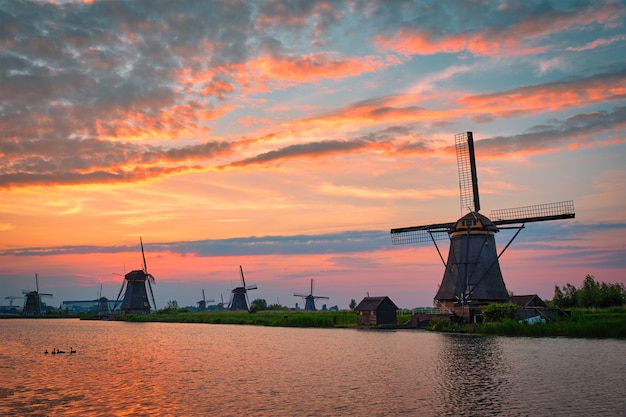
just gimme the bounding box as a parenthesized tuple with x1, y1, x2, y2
(1, 319, 624, 417)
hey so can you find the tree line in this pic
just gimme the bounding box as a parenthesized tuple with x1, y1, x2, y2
(552, 274, 625, 308)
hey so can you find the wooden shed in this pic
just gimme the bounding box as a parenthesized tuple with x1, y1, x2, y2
(509, 294, 547, 308)
(355, 296, 399, 326)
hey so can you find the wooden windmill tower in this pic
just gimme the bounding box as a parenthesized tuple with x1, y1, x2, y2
(391, 132, 575, 319)
(228, 266, 257, 311)
(112, 237, 157, 314)
(22, 273, 53, 315)
(294, 279, 329, 311)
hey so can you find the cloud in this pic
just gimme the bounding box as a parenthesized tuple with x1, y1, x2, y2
(476, 106, 626, 156)
(0, 230, 391, 257)
(372, 1, 625, 57)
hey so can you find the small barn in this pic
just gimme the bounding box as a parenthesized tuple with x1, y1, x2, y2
(509, 294, 547, 308)
(355, 296, 399, 326)
(508, 294, 568, 321)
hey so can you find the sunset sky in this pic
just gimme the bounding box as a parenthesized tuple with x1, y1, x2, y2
(1, 0, 625, 310)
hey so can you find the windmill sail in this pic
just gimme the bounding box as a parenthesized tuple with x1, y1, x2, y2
(455, 132, 480, 214)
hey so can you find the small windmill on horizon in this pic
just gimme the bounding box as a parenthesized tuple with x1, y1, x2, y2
(228, 266, 257, 311)
(390, 132, 575, 320)
(112, 237, 157, 314)
(294, 279, 329, 311)
(22, 273, 53, 315)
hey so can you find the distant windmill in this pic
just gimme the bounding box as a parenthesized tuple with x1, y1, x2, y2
(294, 279, 329, 311)
(112, 237, 157, 314)
(22, 273, 53, 315)
(197, 289, 214, 311)
(228, 266, 257, 311)
(391, 132, 575, 319)
(217, 294, 226, 311)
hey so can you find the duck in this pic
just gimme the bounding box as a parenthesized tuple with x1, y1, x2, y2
(56, 348, 66, 354)
(51, 349, 56, 355)
(44, 349, 49, 354)
(69, 347, 76, 354)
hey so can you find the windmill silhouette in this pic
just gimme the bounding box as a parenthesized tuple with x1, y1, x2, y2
(112, 237, 157, 314)
(390, 132, 575, 318)
(228, 266, 257, 311)
(22, 273, 53, 315)
(197, 289, 214, 311)
(294, 279, 329, 311)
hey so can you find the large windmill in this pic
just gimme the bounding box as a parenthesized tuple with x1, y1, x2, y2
(112, 237, 157, 314)
(22, 273, 53, 315)
(294, 279, 329, 311)
(228, 266, 257, 311)
(390, 132, 575, 318)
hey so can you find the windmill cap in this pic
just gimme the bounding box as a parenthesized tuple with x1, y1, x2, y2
(453, 212, 498, 233)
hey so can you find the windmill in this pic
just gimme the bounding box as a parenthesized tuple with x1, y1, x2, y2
(112, 237, 157, 314)
(294, 279, 329, 311)
(390, 132, 575, 319)
(197, 289, 214, 311)
(22, 273, 53, 315)
(217, 294, 226, 311)
(228, 266, 257, 311)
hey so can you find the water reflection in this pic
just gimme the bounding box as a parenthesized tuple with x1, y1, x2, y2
(436, 334, 510, 416)
(1, 320, 625, 417)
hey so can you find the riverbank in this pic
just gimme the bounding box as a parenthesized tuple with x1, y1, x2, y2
(86, 306, 626, 338)
(432, 306, 626, 339)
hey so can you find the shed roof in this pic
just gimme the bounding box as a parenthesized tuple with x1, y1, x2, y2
(509, 294, 547, 308)
(355, 296, 399, 311)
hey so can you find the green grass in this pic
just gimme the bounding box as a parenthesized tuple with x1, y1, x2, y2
(116, 310, 360, 328)
(433, 306, 626, 339)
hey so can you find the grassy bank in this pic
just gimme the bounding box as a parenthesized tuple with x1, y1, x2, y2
(431, 306, 626, 339)
(115, 310, 359, 328)
(104, 309, 415, 328)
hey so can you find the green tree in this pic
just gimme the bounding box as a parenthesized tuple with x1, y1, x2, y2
(166, 300, 179, 310)
(250, 298, 267, 311)
(349, 299, 357, 310)
(579, 274, 600, 308)
(481, 302, 518, 322)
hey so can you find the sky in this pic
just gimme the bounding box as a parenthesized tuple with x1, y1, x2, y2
(1, 0, 625, 310)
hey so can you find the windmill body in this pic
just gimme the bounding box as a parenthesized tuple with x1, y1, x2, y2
(229, 266, 257, 311)
(391, 132, 575, 317)
(22, 274, 53, 315)
(113, 238, 157, 314)
(120, 270, 152, 314)
(294, 279, 329, 311)
(434, 212, 508, 304)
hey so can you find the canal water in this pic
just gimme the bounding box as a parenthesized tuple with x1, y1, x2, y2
(0, 319, 624, 416)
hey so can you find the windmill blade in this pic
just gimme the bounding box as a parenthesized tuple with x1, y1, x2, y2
(455, 131, 481, 214)
(239, 265, 246, 287)
(140, 237, 148, 272)
(313, 296, 330, 300)
(390, 222, 454, 245)
(202, 289, 206, 303)
(294, 293, 308, 297)
(112, 277, 127, 312)
(310, 279, 314, 295)
(147, 278, 157, 312)
(246, 284, 258, 290)
(146, 273, 156, 285)
(491, 200, 575, 226)
(35, 273, 40, 293)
